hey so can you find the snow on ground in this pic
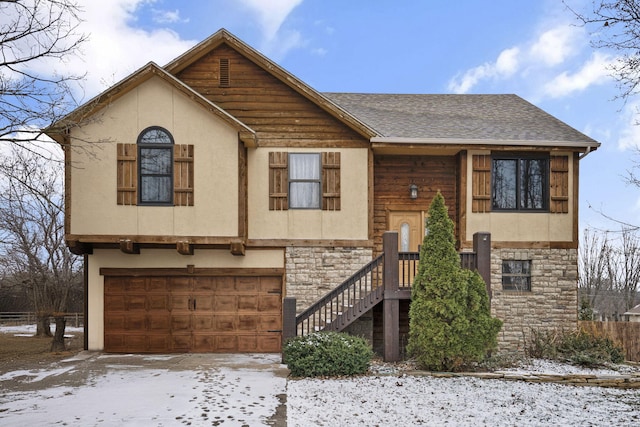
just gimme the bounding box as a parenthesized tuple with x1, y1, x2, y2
(2, 324, 640, 426)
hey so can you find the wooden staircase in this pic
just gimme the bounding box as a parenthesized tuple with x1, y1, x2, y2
(282, 231, 491, 361)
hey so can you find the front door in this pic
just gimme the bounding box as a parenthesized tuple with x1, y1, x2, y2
(388, 211, 423, 252)
(388, 211, 424, 287)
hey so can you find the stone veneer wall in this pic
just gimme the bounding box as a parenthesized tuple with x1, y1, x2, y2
(491, 248, 578, 353)
(285, 246, 373, 312)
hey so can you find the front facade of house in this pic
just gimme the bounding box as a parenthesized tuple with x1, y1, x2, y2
(47, 29, 599, 354)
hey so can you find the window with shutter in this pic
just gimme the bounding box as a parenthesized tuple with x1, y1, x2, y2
(116, 127, 194, 207)
(268, 151, 341, 211)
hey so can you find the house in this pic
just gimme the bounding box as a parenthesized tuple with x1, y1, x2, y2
(624, 304, 640, 322)
(45, 29, 599, 356)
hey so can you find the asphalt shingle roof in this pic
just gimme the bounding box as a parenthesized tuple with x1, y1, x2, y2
(323, 93, 597, 144)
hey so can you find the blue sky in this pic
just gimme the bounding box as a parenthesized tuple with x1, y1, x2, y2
(62, 0, 638, 235)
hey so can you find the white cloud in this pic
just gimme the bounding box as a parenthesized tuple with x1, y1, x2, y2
(617, 101, 640, 150)
(152, 9, 188, 24)
(530, 26, 580, 66)
(448, 21, 602, 97)
(53, 0, 197, 100)
(448, 47, 519, 94)
(543, 52, 612, 98)
(238, 0, 304, 58)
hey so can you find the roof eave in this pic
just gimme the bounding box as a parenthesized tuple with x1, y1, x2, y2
(371, 137, 601, 154)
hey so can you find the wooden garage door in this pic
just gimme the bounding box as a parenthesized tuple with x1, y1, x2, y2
(104, 275, 282, 353)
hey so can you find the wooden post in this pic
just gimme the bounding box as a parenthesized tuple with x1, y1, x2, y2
(473, 232, 492, 300)
(282, 297, 297, 361)
(383, 231, 400, 362)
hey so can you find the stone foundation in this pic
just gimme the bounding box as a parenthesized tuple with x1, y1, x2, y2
(490, 248, 578, 353)
(285, 246, 373, 312)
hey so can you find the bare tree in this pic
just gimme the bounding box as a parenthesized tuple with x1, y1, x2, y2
(608, 227, 640, 312)
(567, 0, 640, 102)
(579, 228, 611, 311)
(0, 145, 82, 351)
(1, 0, 87, 149)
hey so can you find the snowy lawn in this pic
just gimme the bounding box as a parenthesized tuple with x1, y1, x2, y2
(1, 324, 639, 426)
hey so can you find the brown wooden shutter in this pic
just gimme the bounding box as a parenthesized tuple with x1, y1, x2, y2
(472, 154, 491, 213)
(174, 144, 194, 206)
(322, 152, 341, 211)
(550, 155, 569, 213)
(269, 152, 288, 210)
(117, 143, 137, 205)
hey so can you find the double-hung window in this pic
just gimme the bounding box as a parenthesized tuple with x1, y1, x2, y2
(289, 153, 321, 209)
(138, 127, 174, 205)
(492, 154, 548, 211)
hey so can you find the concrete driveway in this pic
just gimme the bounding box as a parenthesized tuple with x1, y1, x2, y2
(0, 352, 289, 426)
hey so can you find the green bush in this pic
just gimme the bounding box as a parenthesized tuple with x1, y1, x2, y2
(283, 332, 373, 377)
(526, 328, 624, 367)
(407, 192, 502, 371)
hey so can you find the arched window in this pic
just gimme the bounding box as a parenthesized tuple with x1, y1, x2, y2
(138, 126, 173, 205)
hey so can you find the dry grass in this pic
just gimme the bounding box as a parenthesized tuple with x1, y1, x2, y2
(0, 329, 84, 374)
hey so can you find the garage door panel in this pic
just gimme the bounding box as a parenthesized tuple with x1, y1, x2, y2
(214, 295, 237, 310)
(259, 295, 282, 312)
(214, 277, 236, 292)
(214, 315, 236, 331)
(105, 295, 126, 311)
(193, 277, 215, 291)
(170, 294, 190, 310)
(238, 315, 258, 331)
(147, 295, 170, 311)
(171, 334, 191, 351)
(235, 277, 258, 292)
(193, 315, 213, 330)
(238, 295, 258, 310)
(169, 277, 191, 291)
(147, 277, 169, 292)
(193, 295, 213, 311)
(148, 315, 171, 331)
(126, 295, 147, 311)
(259, 277, 282, 293)
(258, 315, 281, 332)
(215, 335, 238, 352)
(104, 275, 282, 353)
(147, 335, 171, 352)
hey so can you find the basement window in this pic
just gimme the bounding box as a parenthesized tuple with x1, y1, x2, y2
(502, 260, 531, 291)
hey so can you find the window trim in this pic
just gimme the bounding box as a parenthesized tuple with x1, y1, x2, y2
(502, 260, 532, 292)
(137, 126, 174, 206)
(288, 152, 321, 210)
(491, 153, 549, 212)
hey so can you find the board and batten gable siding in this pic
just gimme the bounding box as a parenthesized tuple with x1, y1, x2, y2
(67, 75, 240, 238)
(175, 44, 368, 148)
(466, 150, 576, 246)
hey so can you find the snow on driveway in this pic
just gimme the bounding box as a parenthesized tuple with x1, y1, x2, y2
(0, 352, 288, 427)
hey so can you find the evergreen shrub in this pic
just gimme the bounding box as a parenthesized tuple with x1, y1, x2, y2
(407, 192, 502, 371)
(283, 332, 373, 377)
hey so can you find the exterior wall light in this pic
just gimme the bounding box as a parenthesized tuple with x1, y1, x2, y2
(409, 183, 418, 200)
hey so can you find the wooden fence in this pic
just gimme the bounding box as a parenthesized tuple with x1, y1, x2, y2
(0, 312, 84, 328)
(579, 321, 640, 362)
